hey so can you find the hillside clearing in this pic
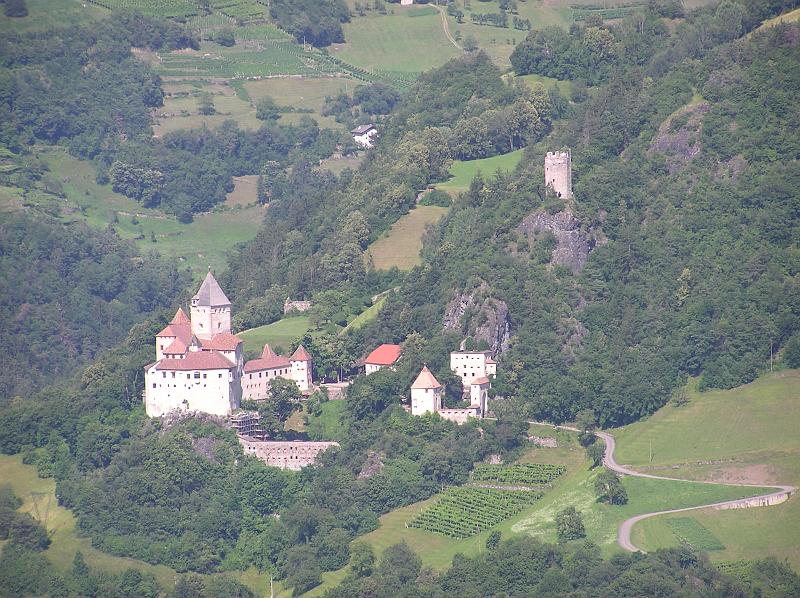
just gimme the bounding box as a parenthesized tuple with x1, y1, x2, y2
(226, 175, 260, 207)
(0, 0, 107, 34)
(2, 147, 265, 278)
(341, 296, 386, 333)
(365, 206, 449, 271)
(239, 316, 312, 355)
(437, 149, 525, 194)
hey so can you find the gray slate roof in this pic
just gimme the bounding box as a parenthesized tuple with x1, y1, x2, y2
(193, 271, 231, 306)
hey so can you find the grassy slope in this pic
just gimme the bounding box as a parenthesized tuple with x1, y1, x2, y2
(0, 147, 264, 279)
(238, 316, 312, 354)
(753, 6, 800, 33)
(437, 149, 524, 194)
(0, 454, 281, 596)
(310, 423, 771, 595)
(365, 206, 449, 271)
(0, 0, 107, 34)
(615, 370, 800, 567)
(341, 296, 386, 333)
(335, 11, 460, 75)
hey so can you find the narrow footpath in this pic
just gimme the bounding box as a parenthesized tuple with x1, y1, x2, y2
(531, 422, 796, 552)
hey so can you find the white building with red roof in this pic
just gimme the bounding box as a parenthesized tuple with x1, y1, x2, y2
(409, 365, 491, 424)
(242, 343, 314, 400)
(410, 365, 443, 416)
(364, 343, 402, 375)
(144, 272, 243, 417)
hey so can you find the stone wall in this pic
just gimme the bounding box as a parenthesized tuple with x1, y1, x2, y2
(284, 299, 312, 314)
(437, 407, 480, 425)
(238, 437, 339, 470)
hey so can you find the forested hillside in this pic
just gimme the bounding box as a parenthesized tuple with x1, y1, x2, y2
(225, 12, 799, 426)
(0, 1, 798, 596)
(0, 215, 188, 398)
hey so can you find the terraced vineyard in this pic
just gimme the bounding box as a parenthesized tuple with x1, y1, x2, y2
(86, 0, 265, 19)
(472, 463, 566, 485)
(86, 0, 199, 18)
(409, 487, 543, 539)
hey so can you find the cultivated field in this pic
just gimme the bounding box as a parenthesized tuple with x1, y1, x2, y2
(335, 10, 460, 76)
(437, 149, 524, 194)
(365, 205, 449, 271)
(617, 370, 800, 567)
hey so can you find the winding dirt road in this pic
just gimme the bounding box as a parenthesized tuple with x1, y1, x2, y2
(434, 5, 462, 51)
(531, 422, 796, 553)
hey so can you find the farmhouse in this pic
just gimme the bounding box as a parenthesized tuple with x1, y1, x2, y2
(364, 343, 402, 374)
(144, 273, 315, 417)
(351, 123, 378, 148)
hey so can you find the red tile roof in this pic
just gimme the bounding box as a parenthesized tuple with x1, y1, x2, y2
(244, 344, 291, 373)
(411, 366, 442, 389)
(156, 322, 192, 342)
(471, 376, 490, 385)
(200, 332, 242, 351)
(163, 337, 189, 355)
(365, 344, 402, 366)
(171, 308, 190, 325)
(155, 351, 234, 371)
(290, 345, 312, 362)
(486, 357, 496, 364)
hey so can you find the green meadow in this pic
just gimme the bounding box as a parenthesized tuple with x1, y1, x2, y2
(0, 0, 107, 34)
(365, 205, 449, 271)
(616, 370, 800, 567)
(437, 149, 525, 194)
(238, 316, 312, 355)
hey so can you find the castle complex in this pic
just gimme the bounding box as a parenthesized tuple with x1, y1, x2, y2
(144, 272, 313, 418)
(544, 150, 573, 199)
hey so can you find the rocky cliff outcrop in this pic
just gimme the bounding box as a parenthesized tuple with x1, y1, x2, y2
(648, 102, 709, 174)
(443, 282, 511, 356)
(518, 209, 599, 274)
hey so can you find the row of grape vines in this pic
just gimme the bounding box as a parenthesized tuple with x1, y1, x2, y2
(408, 486, 542, 539)
(471, 463, 566, 485)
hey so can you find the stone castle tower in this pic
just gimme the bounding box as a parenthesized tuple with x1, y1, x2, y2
(191, 271, 232, 340)
(544, 150, 573, 199)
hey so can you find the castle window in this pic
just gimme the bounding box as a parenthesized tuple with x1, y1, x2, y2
(152, 383, 156, 388)
(218, 373, 223, 378)
(187, 374, 191, 379)
(203, 373, 207, 379)
(162, 372, 166, 378)
(171, 372, 175, 378)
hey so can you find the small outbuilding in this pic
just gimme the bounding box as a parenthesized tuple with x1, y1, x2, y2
(351, 124, 378, 148)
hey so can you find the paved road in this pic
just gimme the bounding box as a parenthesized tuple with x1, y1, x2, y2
(530, 422, 796, 553)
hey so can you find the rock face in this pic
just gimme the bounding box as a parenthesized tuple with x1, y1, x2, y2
(648, 102, 710, 174)
(443, 282, 511, 355)
(518, 209, 597, 273)
(357, 451, 385, 479)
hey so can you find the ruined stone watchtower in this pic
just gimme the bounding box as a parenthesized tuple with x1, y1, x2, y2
(544, 150, 573, 199)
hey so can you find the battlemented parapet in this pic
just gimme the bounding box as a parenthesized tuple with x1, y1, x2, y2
(544, 150, 573, 199)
